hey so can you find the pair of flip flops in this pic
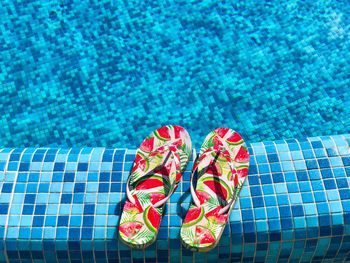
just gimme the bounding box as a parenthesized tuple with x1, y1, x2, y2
(119, 125, 250, 252)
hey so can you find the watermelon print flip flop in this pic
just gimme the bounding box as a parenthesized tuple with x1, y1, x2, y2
(180, 128, 249, 252)
(119, 125, 192, 249)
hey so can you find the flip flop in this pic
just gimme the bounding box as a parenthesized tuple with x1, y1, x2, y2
(180, 128, 250, 252)
(119, 125, 192, 249)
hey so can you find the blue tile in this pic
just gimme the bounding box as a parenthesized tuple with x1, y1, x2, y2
(265, 145, 277, 153)
(304, 204, 317, 216)
(54, 163, 65, 171)
(256, 155, 268, 163)
(250, 186, 262, 196)
(260, 174, 272, 184)
(35, 205, 46, 215)
(38, 184, 49, 193)
(264, 196, 277, 206)
(285, 172, 297, 182)
(262, 185, 274, 195)
(100, 172, 110, 182)
(0, 204, 9, 214)
(314, 192, 327, 202)
(277, 195, 289, 205)
(99, 183, 110, 192)
(258, 164, 270, 173)
(318, 158, 331, 168)
(314, 149, 327, 158)
(342, 201, 350, 212)
(243, 221, 255, 233)
(14, 184, 25, 193)
(330, 157, 343, 167)
(324, 179, 336, 190)
(311, 141, 323, 149)
(281, 218, 293, 230)
(57, 216, 69, 227)
(272, 173, 284, 183)
(61, 194, 73, 204)
(319, 215, 331, 227)
(17, 173, 28, 182)
(287, 183, 298, 193)
(7, 162, 19, 171)
(78, 163, 89, 171)
(279, 206, 291, 218)
(0, 163, 5, 171)
(84, 204, 95, 215)
(2, 183, 13, 193)
(69, 228, 81, 239)
(45, 216, 57, 227)
(266, 207, 279, 219)
(70, 216, 82, 227)
(340, 189, 350, 200)
(24, 194, 36, 204)
(26, 184, 38, 193)
(302, 150, 315, 159)
(269, 231, 281, 241)
(74, 183, 85, 193)
(9, 153, 21, 162)
(311, 181, 324, 191)
(288, 142, 300, 151)
(113, 163, 123, 171)
(248, 175, 259, 185)
(33, 216, 44, 227)
(291, 151, 303, 160)
(302, 193, 314, 203)
(242, 210, 253, 221)
(294, 160, 307, 170)
(306, 160, 318, 170)
(337, 178, 348, 188)
(64, 172, 75, 182)
(29, 172, 40, 182)
(267, 154, 279, 163)
(296, 171, 308, 181)
(102, 151, 114, 162)
(292, 205, 304, 217)
(19, 163, 30, 171)
(22, 205, 34, 215)
(321, 169, 333, 179)
(342, 157, 350, 166)
(73, 194, 84, 203)
(270, 163, 282, 173)
(248, 165, 257, 175)
(327, 148, 338, 157)
(299, 182, 311, 192)
(317, 203, 330, 214)
(275, 183, 287, 194)
(252, 197, 264, 208)
(346, 168, 350, 176)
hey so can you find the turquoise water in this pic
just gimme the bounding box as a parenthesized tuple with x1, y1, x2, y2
(1, 1, 350, 148)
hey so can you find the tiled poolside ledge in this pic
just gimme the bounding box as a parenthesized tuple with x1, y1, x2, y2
(0, 135, 350, 262)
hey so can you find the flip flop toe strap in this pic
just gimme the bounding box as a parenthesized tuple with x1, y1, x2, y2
(126, 142, 182, 208)
(190, 146, 238, 215)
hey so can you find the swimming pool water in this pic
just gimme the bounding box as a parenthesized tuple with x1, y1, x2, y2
(1, 0, 350, 148)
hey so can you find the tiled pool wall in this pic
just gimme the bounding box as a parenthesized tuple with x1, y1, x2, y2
(0, 134, 350, 262)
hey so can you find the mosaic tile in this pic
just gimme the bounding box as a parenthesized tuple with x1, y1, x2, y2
(1, 1, 350, 149)
(0, 134, 348, 261)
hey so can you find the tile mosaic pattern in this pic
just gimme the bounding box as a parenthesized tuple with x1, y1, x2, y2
(1, 1, 350, 149)
(0, 134, 350, 262)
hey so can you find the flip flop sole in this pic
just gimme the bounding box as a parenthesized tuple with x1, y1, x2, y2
(119, 125, 192, 248)
(181, 128, 249, 252)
